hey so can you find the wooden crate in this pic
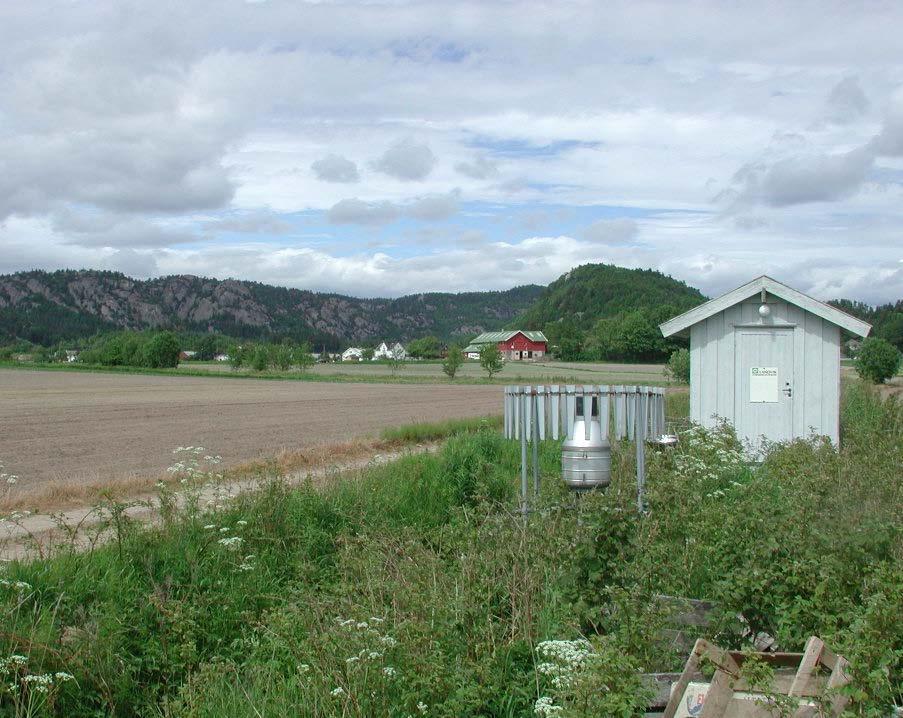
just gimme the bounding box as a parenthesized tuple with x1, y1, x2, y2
(662, 636, 850, 718)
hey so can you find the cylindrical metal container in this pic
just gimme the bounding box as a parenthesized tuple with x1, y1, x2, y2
(561, 418, 611, 491)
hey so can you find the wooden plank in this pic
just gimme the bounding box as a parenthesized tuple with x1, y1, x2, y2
(662, 639, 708, 718)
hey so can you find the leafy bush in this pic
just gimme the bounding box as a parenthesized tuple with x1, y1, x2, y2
(666, 348, 690, 383)
(442, 344, 463, 379)
(478, 343, 504, 378)
(142, 331, 181, 368)
(855, 336, 901, 383)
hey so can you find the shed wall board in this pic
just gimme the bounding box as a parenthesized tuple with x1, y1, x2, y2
(689, 296, 841, 446)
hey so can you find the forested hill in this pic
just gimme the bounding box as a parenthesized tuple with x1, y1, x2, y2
(0, 270, 543, 347)
(829, 298, 903, 350)
(514, 263, 707, 331)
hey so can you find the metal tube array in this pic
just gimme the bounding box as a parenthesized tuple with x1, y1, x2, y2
(504, 385, 667, 515)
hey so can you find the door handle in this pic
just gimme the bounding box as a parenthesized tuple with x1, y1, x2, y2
(782, 383, 792, 397)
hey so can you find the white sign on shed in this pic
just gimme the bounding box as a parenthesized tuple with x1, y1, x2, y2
(660, 276, 871, 449)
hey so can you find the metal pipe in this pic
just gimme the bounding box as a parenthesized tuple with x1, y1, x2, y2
(532, 392, 540, 496)
(520, 390, 529, 518)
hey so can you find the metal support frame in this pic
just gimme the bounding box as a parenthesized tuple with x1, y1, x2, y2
(505, 385, 665, 515)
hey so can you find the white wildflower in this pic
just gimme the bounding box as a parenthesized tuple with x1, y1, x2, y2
(382, 666, 397, 677)
(217, 536, 243, 550)
(417, 701, 428, 714)
(534, 696, 562, 716)
(330, 687, 345, 697)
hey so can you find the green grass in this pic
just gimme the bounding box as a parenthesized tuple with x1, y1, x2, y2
(380, 415, 504, 443)
(0, 359, 674, 387)
(1, 383, 900, 717)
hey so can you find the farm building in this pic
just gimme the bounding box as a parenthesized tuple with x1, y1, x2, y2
(659, 275, 871, 448)
(373, 342, 406, 360)
(341, 347, 363, 361)
(463, 331, 548, 360)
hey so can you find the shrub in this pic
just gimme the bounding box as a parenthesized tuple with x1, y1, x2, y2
(442, 344, 463, 379)
(666, 348, 690, 383)
(855, 337, 901, 383)
(478, 344, 504, 379)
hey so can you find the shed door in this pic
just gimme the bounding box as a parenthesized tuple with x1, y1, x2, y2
(735, 328, 794, 448)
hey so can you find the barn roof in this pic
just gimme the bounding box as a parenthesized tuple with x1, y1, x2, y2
(470, 330, 548, 344)
(659, 275, 872, 338)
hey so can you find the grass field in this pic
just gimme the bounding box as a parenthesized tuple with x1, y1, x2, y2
(1, 358, 672, 386)
(181, 358, 671, 384)
(0, 381, 900, 716)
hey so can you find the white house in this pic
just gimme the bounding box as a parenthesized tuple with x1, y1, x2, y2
(373, 342, 406, 360)
(341, 347, 363, 361)
(659, 276, 871, 449)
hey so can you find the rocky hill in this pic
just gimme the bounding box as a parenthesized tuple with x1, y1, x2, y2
(0, 270, 544, 347)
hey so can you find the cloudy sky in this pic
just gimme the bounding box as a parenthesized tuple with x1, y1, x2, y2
(2, 1, 902, 303)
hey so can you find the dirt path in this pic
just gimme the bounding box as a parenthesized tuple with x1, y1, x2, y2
(0, 441, 439, 561)
(0, 369, 501, 496)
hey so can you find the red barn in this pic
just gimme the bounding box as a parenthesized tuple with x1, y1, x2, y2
(463, 331, 548, 360)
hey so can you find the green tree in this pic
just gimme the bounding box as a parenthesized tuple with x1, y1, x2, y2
(295, 342, 314, 373)
(251, 345, 269, 372)
(544, 318, 584, 360)
(877, 313, 903, 351)
(273, 343, 293, 371)
(407, 336, 442, 359)
(362, 347, 375, 361)
(442, 345, 464, 379)
(142, 332, 181, 368)
(195, 334, 219, 361)
(389, 345, 406, 374)
(229, 344, 244, 370)
(855, 337, 901, 384)
(479, 343, 504, 379)
(667, 348, 691, 383)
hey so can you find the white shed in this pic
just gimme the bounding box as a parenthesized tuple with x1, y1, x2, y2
(659, 276, 871, 448)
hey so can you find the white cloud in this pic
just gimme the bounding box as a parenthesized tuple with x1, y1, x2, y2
(583, 218, 639, 245)
(1, 1, 902, 304)
(372, 138, 437, 181)
(326, 190, 460, 225)
(311, 154, 360, 183)
(455, 155, 499, 179)
(825, 76, 870, 124)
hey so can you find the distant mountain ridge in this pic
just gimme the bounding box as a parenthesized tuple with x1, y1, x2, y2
(0, 270, 544, 347)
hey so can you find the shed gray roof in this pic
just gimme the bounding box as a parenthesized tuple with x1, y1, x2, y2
(469, 330, 548, 344)
(659, 275, 871, 338)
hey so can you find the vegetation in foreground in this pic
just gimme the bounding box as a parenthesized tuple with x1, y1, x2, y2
(0, 383, 900, 717)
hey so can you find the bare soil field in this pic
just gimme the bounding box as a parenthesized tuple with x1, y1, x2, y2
(0, 368, 502, 498)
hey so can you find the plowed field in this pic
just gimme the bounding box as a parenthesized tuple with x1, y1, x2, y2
(0, 369, 502, 492)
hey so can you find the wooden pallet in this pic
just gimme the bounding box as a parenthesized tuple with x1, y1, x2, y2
(662, 636, 850, 718)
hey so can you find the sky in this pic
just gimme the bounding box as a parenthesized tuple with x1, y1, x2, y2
(1, 1, 902, 304)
